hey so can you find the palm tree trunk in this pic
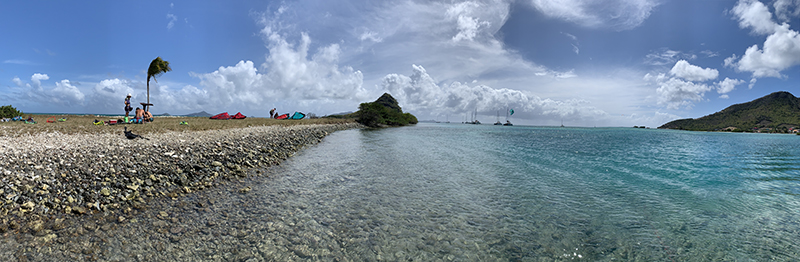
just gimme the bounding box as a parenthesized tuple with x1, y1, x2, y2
(146, 81, 150, 104)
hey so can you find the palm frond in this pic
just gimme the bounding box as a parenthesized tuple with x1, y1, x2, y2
(147, 57, 172, 83)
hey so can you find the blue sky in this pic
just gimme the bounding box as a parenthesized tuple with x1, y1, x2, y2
(2, 0, 800, 127)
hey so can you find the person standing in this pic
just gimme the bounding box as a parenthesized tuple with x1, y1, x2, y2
(124, 94, 133, 117)
(269, 108, 275, 119)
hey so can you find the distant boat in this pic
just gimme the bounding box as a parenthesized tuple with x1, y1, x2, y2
(467, 108, 481, 124)
(503, 108, 513, 126)
(494, 111, 502, 125)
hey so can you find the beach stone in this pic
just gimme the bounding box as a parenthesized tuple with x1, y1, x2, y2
(72, 206, 87, 214)
(292, 244, 312, 258)
(212, 161, 223, 167)
(21, 201, 35, 210)
(28, 220, 44, 234)
(169, 235, 181, 243)
(8, 220, 20, 230)
(41, 233, 57, 243)
(100, 188, 110, 196)
(53, 218, 67, 230)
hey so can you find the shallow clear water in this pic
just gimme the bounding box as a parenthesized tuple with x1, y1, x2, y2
(272, 123, 800, 261)
(4, 123, 800, 261)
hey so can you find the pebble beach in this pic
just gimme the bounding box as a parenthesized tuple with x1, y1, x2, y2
(0, 121, 362, 260)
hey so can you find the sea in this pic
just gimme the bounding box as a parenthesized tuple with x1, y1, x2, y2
(259, 123, 800, 261)
(4, 122, 800, 261)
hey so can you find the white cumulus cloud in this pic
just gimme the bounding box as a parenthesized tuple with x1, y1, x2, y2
(447, 1, 491, 42)
(185, 19, 367, 113)
(383, 64, 607, 122)
(669, 60, 718, 82)
(729, 0, 800, 79)
(732, 0, 779, 35)
(13, 73, 86, 108)
(736, 25, 800, 78)
(30, 73, 49, 90)
(715, 78, 745, 98)
(12, 77, 24, 87)
(647, 60, 720, 109)
(773, 0, 800, 22)
(653, 77, 713, 110)
(52, 80, 85, 106)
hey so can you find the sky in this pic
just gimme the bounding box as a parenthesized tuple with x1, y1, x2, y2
(3, 0, 800, 127)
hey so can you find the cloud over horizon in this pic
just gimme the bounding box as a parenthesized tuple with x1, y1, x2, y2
(383, 64, 608, 123)
(647, 60, 720, 109)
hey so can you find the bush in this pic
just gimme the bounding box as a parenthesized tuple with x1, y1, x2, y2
(0, 105, 23, 118)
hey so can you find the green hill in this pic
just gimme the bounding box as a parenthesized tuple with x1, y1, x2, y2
(355, 93, 418, 128)
(659, 91, 800, 132)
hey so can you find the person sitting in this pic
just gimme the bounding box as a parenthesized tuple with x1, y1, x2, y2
(143, 110, 153, 122)
(134, 107, 144, 124)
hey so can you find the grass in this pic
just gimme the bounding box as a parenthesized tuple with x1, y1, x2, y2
(0, 114, 356, 137)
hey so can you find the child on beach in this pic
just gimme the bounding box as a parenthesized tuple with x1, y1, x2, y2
(269, 108, 275, 118)
(124, 94, 132, 117)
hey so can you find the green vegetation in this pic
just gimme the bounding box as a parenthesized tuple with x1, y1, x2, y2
(147, 57, 172, 104)
(355, 93, 418, 128)
(0, 105, 23, 118)
(659, 91, 800, 133)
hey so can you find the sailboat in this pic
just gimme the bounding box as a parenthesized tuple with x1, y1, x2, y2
(494, 111, 502, 125)
(503, 108, 513, 126)
(468, 108, 481, 124)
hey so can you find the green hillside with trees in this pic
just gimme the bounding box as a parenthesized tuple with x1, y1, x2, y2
(659, 91, 800, 132)
(355, 93, 418, 128)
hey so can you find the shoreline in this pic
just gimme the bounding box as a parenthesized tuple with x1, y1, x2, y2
(0, 122, 363, 235)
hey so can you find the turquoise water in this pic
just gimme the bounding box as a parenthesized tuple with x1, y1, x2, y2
(5, 123, 800, 261)
(276, 123, 800, 261)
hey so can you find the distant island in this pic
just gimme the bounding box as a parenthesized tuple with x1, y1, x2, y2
(659, 91, 800, 133)
(186, 111, 213, 117)
(326, 93, 417, 128)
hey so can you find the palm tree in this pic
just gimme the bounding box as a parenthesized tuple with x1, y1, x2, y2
(146, 57, 172, 104)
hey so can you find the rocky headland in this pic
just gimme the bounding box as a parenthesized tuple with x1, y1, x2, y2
(0, 123, 362, 236)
